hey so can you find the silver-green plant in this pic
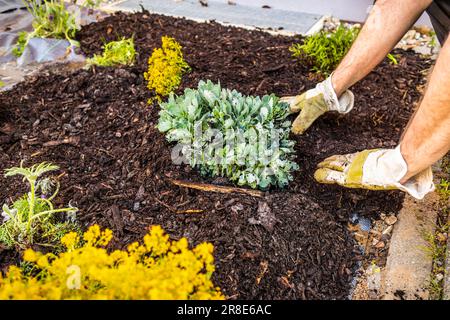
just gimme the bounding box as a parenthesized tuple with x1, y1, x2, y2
(0, 162, 78, 249)
(158, 80, 299, 189)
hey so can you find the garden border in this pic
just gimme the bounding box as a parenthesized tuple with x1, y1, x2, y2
(381, 192, 439, 300)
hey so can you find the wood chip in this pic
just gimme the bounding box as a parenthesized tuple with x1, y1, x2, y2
(385, 215, 398, 225)
(168, 178, 264, 197)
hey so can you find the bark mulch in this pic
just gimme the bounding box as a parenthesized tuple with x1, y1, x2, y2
(0, 11, 432, 299)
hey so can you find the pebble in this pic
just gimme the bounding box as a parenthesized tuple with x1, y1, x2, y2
(435, 273, 444, 282)
(436, 232, 447, 243)
(375, 241, 385, 249)
(382, 225, 393, 235)
(385, 215, 398, 226)
(413, 46, 432, 55)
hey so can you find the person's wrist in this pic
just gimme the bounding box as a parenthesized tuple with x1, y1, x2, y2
(330, 73, 345, 98)
(399, 143, 417, 183)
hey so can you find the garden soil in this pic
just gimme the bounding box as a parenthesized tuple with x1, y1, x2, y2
(0, 11, 432, 299)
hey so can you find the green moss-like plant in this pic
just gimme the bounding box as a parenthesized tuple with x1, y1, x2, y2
(158, 80, 298, 189)
(86, 38, 136, 67)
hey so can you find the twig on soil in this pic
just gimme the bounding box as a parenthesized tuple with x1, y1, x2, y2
(176, 209, 204, 214)
(43, 136, 80, 147)
(168, 179, 264, 198)
(262, 64, 286, 73)
(255, 78, 267, 93)
(152, 196, 178, 213)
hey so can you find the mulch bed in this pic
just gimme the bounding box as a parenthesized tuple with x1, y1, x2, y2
(0, 11, 432, 299)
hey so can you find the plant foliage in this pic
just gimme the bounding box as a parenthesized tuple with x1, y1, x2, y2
(0, 225, 223, 300)
(0, 162, 78, 249)
(158, 80, 298, 189)
(144, 36, 190, 103)
(290, 24, 359, 75)
(86, 37, 136, 67)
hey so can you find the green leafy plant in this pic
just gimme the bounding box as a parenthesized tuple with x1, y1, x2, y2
(83, 0, 102, 9)
(144, 36, 190, 103)
(86, 38, 136, 67)
(158, 80, 298, 189)
(13, 0, 102, 57)
(12, 31, 28, 57)
(290, 24, 359, 75)
(436, 178, 450, 201)
(0, 162, 78, 249)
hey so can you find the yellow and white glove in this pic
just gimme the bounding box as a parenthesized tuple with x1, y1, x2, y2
(281, 74, 354, 134)
(314, 146, 435, 199)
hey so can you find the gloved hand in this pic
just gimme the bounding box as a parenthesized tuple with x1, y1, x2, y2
(314, 146, 435, 199)
(280, 74, 354, 134)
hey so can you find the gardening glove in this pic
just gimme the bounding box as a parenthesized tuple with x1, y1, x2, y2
(314, 145, 435, 199)
(280, 74, 354, 134)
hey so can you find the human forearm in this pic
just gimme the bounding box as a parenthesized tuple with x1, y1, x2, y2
(400, 38, 450, 182)
(332, 0, 432, 96)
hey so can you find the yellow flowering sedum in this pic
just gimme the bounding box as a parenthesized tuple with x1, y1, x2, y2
(144, 36, 190, 103)
(0, 225, 223, 300)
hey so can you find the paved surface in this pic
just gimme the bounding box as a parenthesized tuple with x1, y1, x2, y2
(105, 0, 324, 35)
(213, 0, 432, 26)
(382, 193, 439, 300)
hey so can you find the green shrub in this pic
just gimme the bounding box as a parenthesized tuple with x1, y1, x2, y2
(0, 225, 223, 300)
(290, 24, 359, 75)
(144, 36, 190, 103)
(13, 0, 102, 57)
(86, 38, 136, 67)
(158, 80, 298, 189)
(0, 162, 78, 249)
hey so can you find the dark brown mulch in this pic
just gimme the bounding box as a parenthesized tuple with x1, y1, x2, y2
(0, 11, 432, 299)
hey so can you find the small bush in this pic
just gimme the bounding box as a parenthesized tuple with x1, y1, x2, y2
(86, 38, 136, 67)
(158, 80, 298, 189)
(0, 162, 78, 249)
(0, 225, 223, 300)
(144, 36, 190, 103)
(290, 24, 359, 75)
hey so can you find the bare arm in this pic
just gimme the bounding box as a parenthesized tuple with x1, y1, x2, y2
(332, 0, 432, 96)
(400, 38, 450, 182)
